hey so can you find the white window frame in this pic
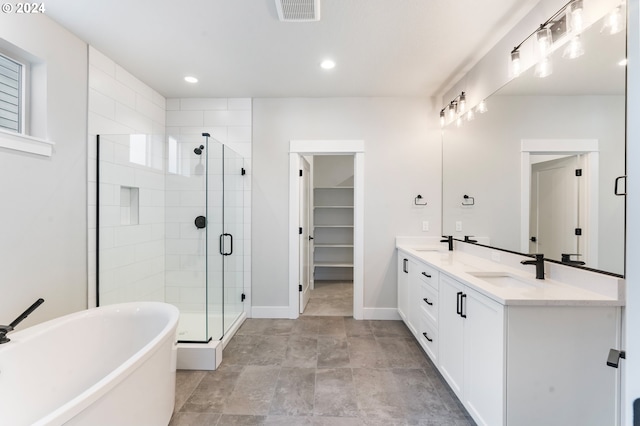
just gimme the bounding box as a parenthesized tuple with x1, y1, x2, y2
(0, 51, 25, 134)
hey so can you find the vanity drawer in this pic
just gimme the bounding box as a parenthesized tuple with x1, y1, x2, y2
(419, 313, 438, 364)
(420, 283, 438, 324)
(417, 263, 439, 290)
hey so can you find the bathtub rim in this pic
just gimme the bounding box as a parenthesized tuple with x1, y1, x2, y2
(1, 302, 179, 426)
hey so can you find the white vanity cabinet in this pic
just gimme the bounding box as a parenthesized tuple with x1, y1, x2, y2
(439, 273, 504, 426)
(396, 247, 622, 426)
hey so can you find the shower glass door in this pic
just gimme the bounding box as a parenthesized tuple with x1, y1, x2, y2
(222, 145, 245, 335)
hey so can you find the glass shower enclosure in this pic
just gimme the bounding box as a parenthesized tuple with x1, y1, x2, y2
(96, 133, 245, 342)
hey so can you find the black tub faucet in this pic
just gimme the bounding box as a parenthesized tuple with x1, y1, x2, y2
(440, 235, 453, 251)
(0, 298, 45, 344)
(521, 254, 545, 279)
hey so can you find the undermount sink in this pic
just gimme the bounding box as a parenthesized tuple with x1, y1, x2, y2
(412, 247, 444, 252)
(466, 271, 539, 289)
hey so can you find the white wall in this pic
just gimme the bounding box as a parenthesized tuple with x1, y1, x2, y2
(0, 14, 88, 323)
(252, 97, 441, 311)
(87, 47, 167, 307)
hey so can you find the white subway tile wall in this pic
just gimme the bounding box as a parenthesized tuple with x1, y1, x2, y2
(88, 46, 252, 331)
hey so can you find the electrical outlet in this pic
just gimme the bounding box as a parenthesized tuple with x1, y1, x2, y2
(422, 221, 429, 232)
(455, 221, 462, 232)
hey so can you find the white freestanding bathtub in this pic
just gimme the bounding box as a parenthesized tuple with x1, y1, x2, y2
(0, 302, 179, 426)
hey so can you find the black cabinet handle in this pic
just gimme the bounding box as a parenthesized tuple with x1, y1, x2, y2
(456, 291, 462, 315)
(403, 258, 408, 273)
(422, 332, 433, 342)
(423, 298, 433, 306)
(461, 293, 467, 318)
(421, 272, 431, 278)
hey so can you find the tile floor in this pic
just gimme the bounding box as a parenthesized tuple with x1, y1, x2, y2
(302, 281, 354, 317)
(170, 317, 475, 425)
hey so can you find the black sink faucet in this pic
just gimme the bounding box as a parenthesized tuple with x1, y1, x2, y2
(464, 235, 478, 243)
(0, 298, 45, 344)
(440, 235, 453, 251)
(561, 253, 586, 266)
(521, 254, 545, 279)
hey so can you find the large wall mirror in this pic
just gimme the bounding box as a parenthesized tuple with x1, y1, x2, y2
(442, 7, 626, 276)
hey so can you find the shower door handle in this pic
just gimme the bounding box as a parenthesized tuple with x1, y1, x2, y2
(220, 233, 233, 256)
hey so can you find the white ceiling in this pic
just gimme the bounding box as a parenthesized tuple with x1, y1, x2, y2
(46, 0, 538, 99)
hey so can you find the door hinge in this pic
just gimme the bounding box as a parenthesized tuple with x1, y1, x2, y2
(575, 169, 582, 176)
(575, 228, 582, 236)
(299, 169, 303, 177)
(241, 168, 246, 175)
(299, 227, 303, 235)
(299, 284, 302, 292)
(241, 293, 246, 302)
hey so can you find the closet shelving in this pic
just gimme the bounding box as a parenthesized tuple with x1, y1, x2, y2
(313, 187, 354, 280)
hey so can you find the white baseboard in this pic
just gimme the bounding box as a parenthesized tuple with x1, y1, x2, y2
(250, 306, 291, 319)
(363, 307, 401, 320)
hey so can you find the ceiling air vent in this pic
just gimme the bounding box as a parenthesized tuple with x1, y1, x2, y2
(275, 0, 320, 22)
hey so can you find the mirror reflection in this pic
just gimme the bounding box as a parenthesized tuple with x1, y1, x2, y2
(442, 11, 625, 276)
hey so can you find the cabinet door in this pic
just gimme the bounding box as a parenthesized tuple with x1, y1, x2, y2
(397, 255, 409, 323)
(438, 274, 465, 398)
(463, 287, 505, 426)
(407, 258, 422, 336)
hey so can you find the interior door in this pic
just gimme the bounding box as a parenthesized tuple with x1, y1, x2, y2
(299, 157, 312, 313)
(529, 156, 581, 260)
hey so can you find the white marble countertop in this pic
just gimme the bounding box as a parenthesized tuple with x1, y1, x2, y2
(397, 244, 624, 307)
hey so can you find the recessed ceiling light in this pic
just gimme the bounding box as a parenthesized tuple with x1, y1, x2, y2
(184, 76, 198, 83)
(618, 58, 628, 66)
(320, 59, 336, 70)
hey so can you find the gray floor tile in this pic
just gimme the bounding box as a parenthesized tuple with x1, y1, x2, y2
(215, 414, 267, 425)
(269, 367, 316, 416)
(344, 318, 373, 337)
(264, 415, 314, 425)
(222, 366, 280, 415)
(314, 368, 359, 417)
(174, 370, 207, 412)
(347, 337, 388, 369)
(283, 335, 319, 368)
(180, 366, 243, 413)
(315, 316, 347, 336)
(317, 336, 350, 368)
(237, 318, 294, 336)
(169, 412, 221, 426)
(369, 320, 413, 338)
(352, 368, 405, 419)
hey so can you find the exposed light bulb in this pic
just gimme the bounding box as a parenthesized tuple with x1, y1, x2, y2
(536, 26, 552, 57)
(458, 92, 466, 113)
(569, 0, 584, 33)
(466, 109, 475, 121)
(448, 102, 456, 120)
(439, 109, 446, 127)
(602, 6, 624, 35)
(535, 56, 553, 78)
(477, 100, 488, 114)
(510, 49, 521, 78)
(563, 36, 585, 59)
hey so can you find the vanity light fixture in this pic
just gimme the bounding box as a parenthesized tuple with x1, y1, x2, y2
(466, 108, 475, 121)
(458, 92, 466, 113)
(602, 5, 624, 35)
(455, 115, 463, 128)
(569, 0, 584, 33)
(184, 76, 198, 83)
(439, 109, 446, 127)
(535, 56, 553, 78)
(510, 48, 522, 77)
(477, 99, 488, 114)
(448, 101, 457, 121)
(563, 35, 585, 59)
(536, 26, 552, 57)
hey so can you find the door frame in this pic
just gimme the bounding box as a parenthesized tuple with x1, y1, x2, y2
(288, 140, 364, 320)
(299, 156, 311, 313)
(520, 139, 599, 264)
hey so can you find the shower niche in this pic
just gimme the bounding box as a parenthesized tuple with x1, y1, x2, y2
(95, 133, 246, 350)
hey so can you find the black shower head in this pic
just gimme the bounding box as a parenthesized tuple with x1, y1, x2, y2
(194, 145, 204, 155)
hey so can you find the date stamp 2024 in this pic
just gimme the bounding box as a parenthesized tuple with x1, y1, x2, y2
(1, 3, 45, 14)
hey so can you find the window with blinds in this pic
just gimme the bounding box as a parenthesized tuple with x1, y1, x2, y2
(0, 54, 22, 133)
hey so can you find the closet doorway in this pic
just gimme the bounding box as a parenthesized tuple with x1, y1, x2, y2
(306, 155, 354, 316)
(288, 140, 364, 320)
